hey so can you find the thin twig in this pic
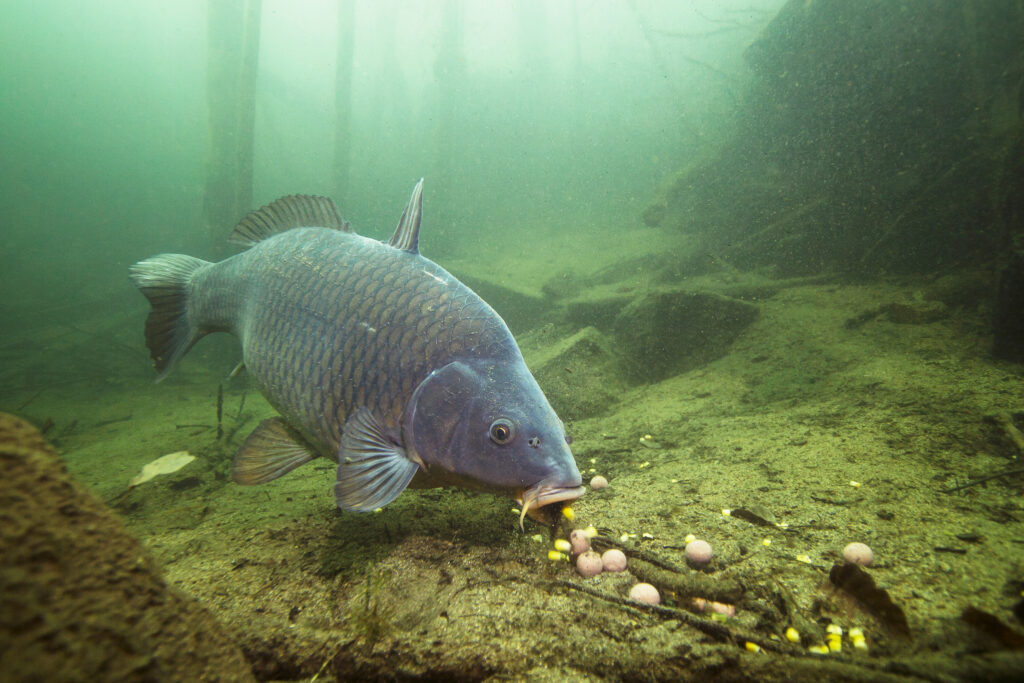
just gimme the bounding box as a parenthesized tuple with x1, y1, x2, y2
(942, 468, 1024, 493)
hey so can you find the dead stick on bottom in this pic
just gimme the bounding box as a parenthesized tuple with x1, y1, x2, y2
(993, 412, 1024, 453)
(216, 384, 223, 440)
(550, 579, 792, 654)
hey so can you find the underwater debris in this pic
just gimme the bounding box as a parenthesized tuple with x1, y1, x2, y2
(128, 451, 196, 487)
(960, 607, 1024, 650)
(941, 467, 1024, 493)
(829, 562, 910, 640)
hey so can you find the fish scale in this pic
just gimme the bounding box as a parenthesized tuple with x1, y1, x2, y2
(130, 181, 583, 519)
(199, 228, 512, 453)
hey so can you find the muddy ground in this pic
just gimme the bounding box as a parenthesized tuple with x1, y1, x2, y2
(4, 232, 1024, 680)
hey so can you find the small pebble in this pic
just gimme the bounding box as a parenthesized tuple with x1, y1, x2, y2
(576, 551, 603, 578)
(569, 529, 590, 555)
(685, 539, 713, 566)
(590, 475, 609, 490)
(601, 548, 628, 572)
(843, 542, 874, 566)
(629, 582, 660, 605)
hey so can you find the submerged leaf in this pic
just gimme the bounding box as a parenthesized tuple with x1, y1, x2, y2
(129, 451, 196, 487)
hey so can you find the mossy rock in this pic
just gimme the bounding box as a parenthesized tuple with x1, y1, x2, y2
(612, 289, 759, 382)
(523, 326, 626, 420)
(0, 413, 254, 682)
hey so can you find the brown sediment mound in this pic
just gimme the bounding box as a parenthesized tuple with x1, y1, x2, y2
(0, 413, 254, 682)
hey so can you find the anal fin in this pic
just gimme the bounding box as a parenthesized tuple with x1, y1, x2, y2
(232, 417, 317, 485)
(334, 407, 421, 512)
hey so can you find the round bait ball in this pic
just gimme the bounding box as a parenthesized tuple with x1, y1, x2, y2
(590, 475, 609, 490)
(843, 542, 874, 566)
(685, 539, 713, 566)
(709, 601, 736, 617)
(576, 551, 603, 578)
(629, 582, 660, 605)
(569, 529, 591, 555)
(601, 548, 628, 572)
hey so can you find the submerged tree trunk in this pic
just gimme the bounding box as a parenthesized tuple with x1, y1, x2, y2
(430, 0, 465, 250)
(332, 1, 356, 206)
(203, 0, 262, 253)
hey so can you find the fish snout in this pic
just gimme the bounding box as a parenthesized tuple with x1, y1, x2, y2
(516, 477, 586, 529)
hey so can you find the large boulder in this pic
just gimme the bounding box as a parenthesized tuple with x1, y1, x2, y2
(0, 413, 254, 682)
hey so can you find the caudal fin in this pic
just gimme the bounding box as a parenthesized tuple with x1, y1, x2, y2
(129, 254, 209, 381)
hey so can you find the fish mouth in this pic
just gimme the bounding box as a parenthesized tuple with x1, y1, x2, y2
(516, 483, 586, 530)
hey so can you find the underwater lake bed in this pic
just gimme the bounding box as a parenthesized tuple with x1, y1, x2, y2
(15, 269, 1022, 681)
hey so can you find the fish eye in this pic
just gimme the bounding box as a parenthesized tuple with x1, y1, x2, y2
(489, 419, 515, 445)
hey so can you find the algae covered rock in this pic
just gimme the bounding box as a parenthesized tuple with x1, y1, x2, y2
(613, 289, 758, 382)
(0, 413, 254, 682)
(523, 326, 626, 419)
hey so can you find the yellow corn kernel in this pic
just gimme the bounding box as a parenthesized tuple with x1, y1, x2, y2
(849, 480, 861, 488)
(826, 624, 843, 636)
(684, 533, 697, 544)
(744, 641, 761, 653)
(826, 635, 842, 653)
(722, 509, 732, 516)
(553, 539, 572, 553)
(848, 627, 864, 639)
(561, 506, 575, 521)
(762, 538, 772, 546)
(808, 644, 830, 655)
(785, 627, 800, 643)
(583, 525, 598, 539)
(547, 550, 567, 562)
(796, 554, 812, 564)
(852, 636, 868, 651)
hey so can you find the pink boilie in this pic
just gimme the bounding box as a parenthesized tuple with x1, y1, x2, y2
(843, 542, 874, 566)
(601, 549, 628, 572)
(576, 551, 603, 578)
(685, 539, 713, 566)
(569, 529, 590, 555)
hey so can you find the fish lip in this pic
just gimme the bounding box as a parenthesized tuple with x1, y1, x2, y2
(518, 484, 586, 509)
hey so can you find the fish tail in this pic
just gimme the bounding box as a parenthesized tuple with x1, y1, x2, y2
(129, 254, 210, 381)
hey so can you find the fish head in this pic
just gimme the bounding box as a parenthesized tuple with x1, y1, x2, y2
(404, 359, 584, 525)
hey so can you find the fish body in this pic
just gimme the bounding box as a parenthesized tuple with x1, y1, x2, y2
(130, 181, 583, 520)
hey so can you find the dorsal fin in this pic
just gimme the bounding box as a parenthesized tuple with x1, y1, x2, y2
(387, 178, 424, 254)
(230, 195, 351, 247)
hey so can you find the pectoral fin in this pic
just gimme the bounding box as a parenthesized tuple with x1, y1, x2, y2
(334, 407, 421, 512)
(232, 417, 317, 485)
